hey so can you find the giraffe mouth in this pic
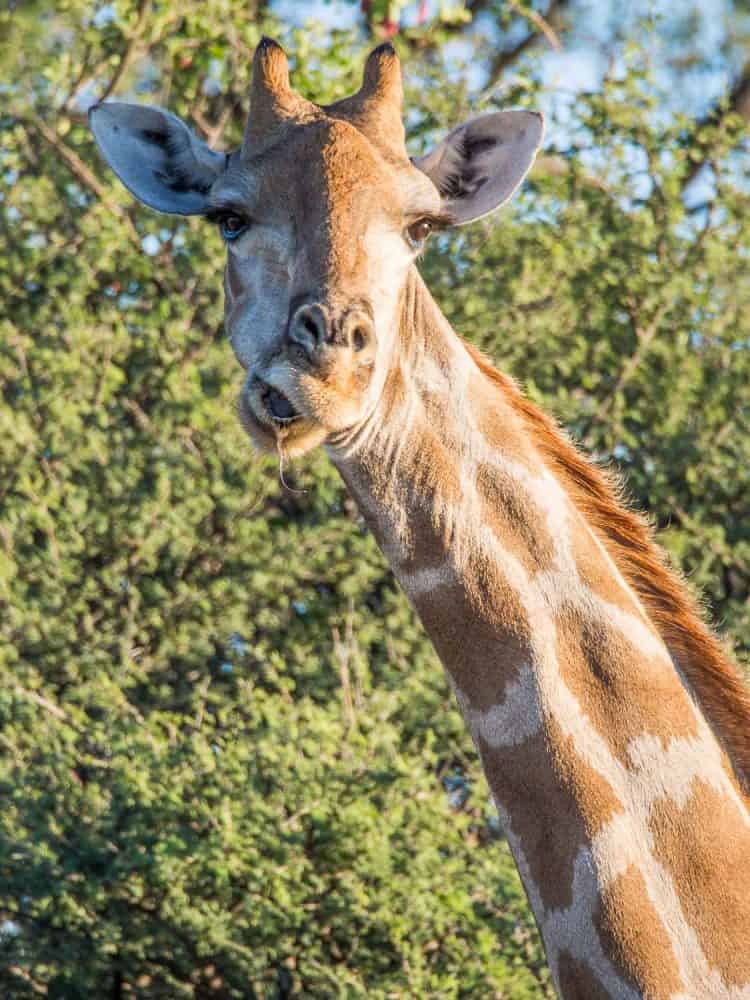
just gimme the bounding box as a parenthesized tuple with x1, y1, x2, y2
(237, 372, 350, 458)
(242, 375, 304, 430)
(261, 385, 301, 425)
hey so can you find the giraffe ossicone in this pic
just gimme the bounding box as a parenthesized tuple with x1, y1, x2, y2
(90, 37, 750, 999)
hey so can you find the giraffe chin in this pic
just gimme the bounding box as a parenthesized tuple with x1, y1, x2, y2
(237, 388, 328, 458)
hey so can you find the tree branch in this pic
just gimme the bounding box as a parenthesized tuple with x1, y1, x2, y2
(683, 58, 750, 190)
(12, 684, 68, 722)
(507, 0, 562, 51)
(26, 119, 140, 242)
(484, 0, 569, 92)
(97, 0, 153, 104)
(62, 41, 94, 111)
(588, 298, 667, 426)
(531, 152, 611, 192)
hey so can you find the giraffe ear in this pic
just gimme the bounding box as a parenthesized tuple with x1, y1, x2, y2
(413, 111, 543, 225)
(89, 102, 227, 215)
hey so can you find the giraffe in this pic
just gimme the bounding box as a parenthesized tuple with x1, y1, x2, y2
(90, 38, 750, 998)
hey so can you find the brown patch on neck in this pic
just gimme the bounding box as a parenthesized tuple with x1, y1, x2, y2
(463, 340, 750, 790)
(555, 608, 700, 769)
(411, 555, 534, 714)
(594, 865, 685, 999)
(471, 366, 539, 470)
(567, 508, 649, 622)
(648, 778, 750, 987)
(407, 420, 464, 512)
(475, 460, 557, 576)
(482, 720, 623, 913)
(556, 951, 611, 1000)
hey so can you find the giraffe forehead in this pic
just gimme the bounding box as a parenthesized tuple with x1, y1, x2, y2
(230, 118, 439, 227)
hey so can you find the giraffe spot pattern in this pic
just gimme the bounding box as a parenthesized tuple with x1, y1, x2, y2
(333, 286, 750, 998)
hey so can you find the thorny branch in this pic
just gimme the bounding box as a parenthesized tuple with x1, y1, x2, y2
(589, 297, 667, 426)
(27, 119, 140, 242)
(484, 0, 570, 93)
(683, 59, 750, 190)
(96, 0, 153, 104)
(507, 0, 562, 52)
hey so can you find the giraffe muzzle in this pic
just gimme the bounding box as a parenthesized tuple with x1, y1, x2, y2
(287, 300, 376, 367)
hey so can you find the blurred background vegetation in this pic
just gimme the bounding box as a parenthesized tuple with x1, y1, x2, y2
(1, 1, 749, 996)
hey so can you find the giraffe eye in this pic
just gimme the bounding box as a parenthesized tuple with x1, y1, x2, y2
(406, 218, 433, 248)
(218, 214, 249, 241)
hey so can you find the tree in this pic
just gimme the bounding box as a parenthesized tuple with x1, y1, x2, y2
(0, 2, 747, 996)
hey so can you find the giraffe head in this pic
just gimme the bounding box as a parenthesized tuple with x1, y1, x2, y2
(90, 39, 542, 456)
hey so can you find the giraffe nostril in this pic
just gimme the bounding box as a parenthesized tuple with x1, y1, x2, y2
(301, 313, 321, 342)
(345, 310, 374, 354)
(288, 303, 329, 360)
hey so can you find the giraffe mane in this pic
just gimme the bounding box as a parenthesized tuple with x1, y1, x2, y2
(463, 340, 750, 789)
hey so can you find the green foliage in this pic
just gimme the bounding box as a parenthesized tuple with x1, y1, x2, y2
(423, 61, 750, 652)
(1, 3, 748, 997)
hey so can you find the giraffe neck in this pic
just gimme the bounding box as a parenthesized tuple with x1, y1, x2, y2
(330, 269, 750, 999)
